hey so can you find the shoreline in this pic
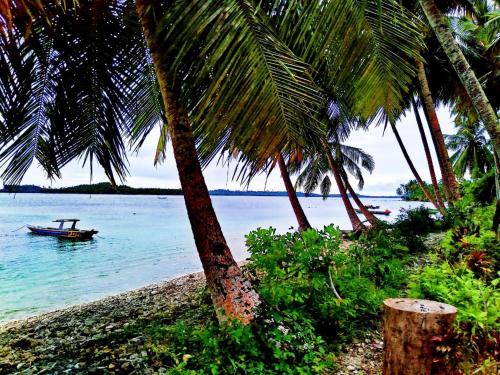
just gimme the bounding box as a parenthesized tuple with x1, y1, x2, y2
(0, 269, 206, 328)
(0, 268, 210, 373)
(1, 259, 249, 329)
(0, 270, 207, 331)
(0, 260, 384, 374)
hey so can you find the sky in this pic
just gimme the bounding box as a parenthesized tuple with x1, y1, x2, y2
(11, 107, 456, 196)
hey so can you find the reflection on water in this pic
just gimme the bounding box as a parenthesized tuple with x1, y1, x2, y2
(0, 193, 430, 322)
(55, 238, 98, 252)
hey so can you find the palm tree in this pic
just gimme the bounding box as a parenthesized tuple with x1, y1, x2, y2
(389, 118, 442, 210)
(411, 96, 447, 212)
(416, 59, 461, 203)
(1, 0, 331, 323)
(276, 153, 311, 231)
(420, 0, 499, 200)
(291, 141, 377, 228)
(445, 116, 493, 179)
(193, 0, 425, 230)
(0, 0, 426, 320)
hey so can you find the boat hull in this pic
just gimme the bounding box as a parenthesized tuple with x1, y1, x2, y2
(27, 226, 98, 240)
(354, 209, 391, 216)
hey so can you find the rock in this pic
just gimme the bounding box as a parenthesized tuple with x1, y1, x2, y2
(121, 362, 131, 370)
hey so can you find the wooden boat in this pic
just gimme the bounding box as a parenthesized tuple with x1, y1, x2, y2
(355, 208, 391, 216)
(365, 205, 380, 209)
(27, 219, 98, 240)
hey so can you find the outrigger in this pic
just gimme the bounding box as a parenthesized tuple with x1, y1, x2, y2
(27, 219, 98, 240)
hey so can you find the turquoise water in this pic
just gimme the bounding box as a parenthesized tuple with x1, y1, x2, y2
(0, 193, 429, 322)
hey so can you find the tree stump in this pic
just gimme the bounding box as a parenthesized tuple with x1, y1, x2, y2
(383, 298, 457, 375)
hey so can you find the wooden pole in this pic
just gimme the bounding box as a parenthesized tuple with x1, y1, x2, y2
(383, 298, 457, 375)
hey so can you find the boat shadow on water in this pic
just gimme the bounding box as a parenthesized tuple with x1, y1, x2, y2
(26, 232, 99, 251)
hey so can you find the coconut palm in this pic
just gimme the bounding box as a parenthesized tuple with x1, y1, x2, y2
(445, 117, 493, 179)
(276, 153, 311, 231)
(411, 96, 447, 213)
(416, 59, 461, 203)
(192, 0, 424, 230)
(291, 140, 377, 228)
(1, 0, 334, 322)
(419, 0, 499, 199)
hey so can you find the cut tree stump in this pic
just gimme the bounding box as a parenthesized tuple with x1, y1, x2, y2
(383, 298, 457, 375)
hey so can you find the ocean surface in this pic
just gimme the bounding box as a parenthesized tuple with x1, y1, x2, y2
(0, 193, 430, 323)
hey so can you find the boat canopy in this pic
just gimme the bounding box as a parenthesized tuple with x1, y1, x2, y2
(53, 219, 79, 230)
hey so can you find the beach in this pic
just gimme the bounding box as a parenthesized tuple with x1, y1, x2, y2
(0, 271, 207, 374)
(0, 264, 385, 375)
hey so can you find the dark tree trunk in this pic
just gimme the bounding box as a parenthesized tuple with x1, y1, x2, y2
(417, 60, 461, 203)
(341, 172, 379, 226)
(136, 0, 259, 324)
(411, 96, 446, 215)
(390, 121, 441, 209)
(322, 140, 365, 231)
(277, 153, 311, 232)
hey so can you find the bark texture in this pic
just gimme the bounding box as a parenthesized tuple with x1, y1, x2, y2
(277, 153, 311, 231)
(411, 96, 446, 214)
(136, 0, 259, 324)
(390, 121, 440, 209)
(322, 140, 364, 231)
(417, 60, 460, 203)
(383, 298, 457, 375)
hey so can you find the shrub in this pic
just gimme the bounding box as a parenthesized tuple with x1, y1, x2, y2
(246, 225, 410, 342)
(408, 261, 499, 370)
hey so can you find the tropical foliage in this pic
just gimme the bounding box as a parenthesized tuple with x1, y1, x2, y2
(0, 2, 499, 372)
(445, 116, 493, 179)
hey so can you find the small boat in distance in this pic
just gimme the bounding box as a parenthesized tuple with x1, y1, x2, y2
(365, 205, 380, 209)
(355, 208, 391, 216)
(27, 219, 98, 240)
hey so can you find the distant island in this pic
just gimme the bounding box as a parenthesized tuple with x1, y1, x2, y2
(1, 182, 400, 199)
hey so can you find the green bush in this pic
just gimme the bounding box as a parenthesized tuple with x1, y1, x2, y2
(408, 262, 499, 334)
(246, 225, 410, 342)
(407, 261, 499, 370)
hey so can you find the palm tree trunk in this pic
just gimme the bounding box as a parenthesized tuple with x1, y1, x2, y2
(390, 120, 441, 209)
(277, 153, 311, 231)
(136, 0, 259, 324)
(416, 60, 460, 203)
(322, 140, 365, 231)
(420, 0, 499, 204)
(341, 172, 379, 226)
(411, 96, 446, 214)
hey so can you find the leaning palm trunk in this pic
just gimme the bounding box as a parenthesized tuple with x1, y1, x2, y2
(322, 140, 365, 231)
(417, 60, 460, 203)
(420, 0, 499, 202)
(390, 121, 441, 209)
(136, 0, 259, 324)
(411, 96, 446, 214)
(277, 154, 311, 232)
(341, 172, 379, 226)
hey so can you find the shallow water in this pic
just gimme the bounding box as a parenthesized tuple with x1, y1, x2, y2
(0, 193, 429, 322)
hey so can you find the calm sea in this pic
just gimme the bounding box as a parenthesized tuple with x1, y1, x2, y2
(0, 193, 429, 323)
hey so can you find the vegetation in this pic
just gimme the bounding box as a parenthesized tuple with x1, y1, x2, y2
(109, 204, 497, 373)
(0, 0, 499, 372)
(1, 182, 183, 195)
